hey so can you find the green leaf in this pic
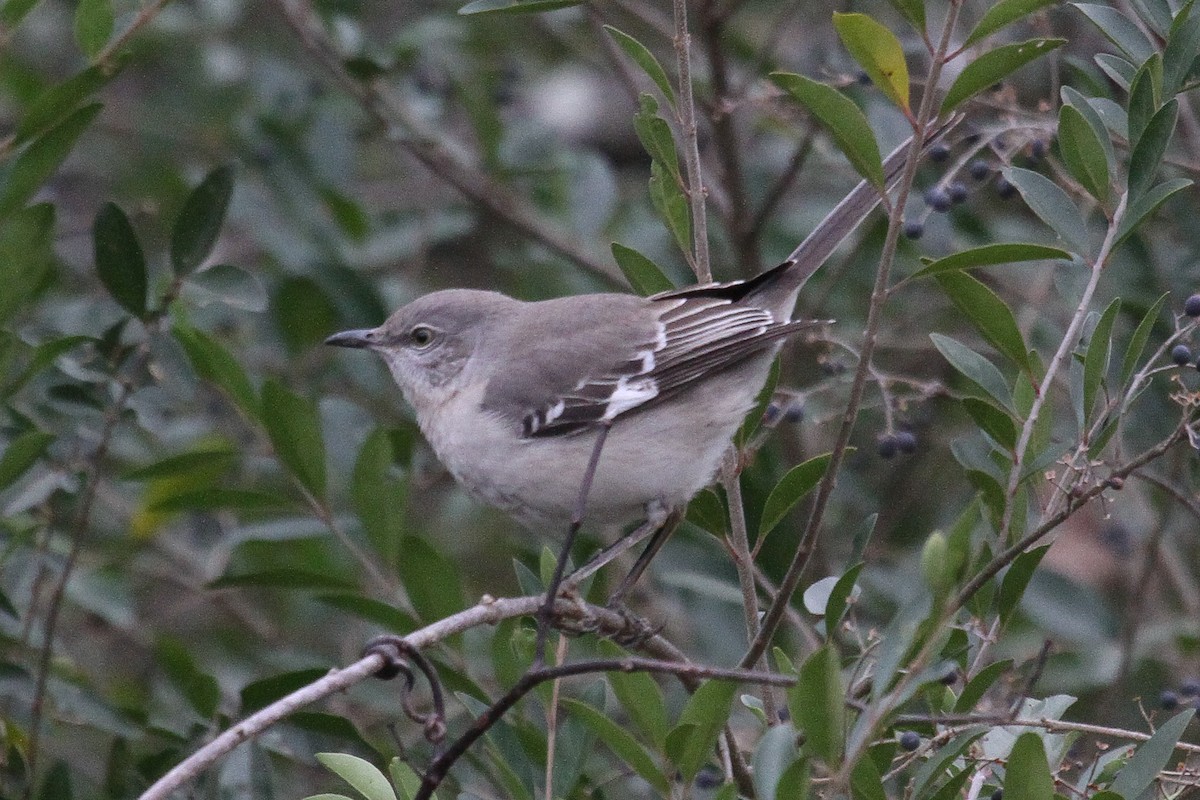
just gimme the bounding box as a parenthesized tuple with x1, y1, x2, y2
(388, 758, 421, 800)
(849, 754, 886, 800)
(241, 668, 330, 712)
(611, 242, 675, 296)
(936, 272, 1031, 375)
(3, 335, 91, 401)
(317, 187, 369, 241)
(184, 263, 268, 312)
(561, 697, 670, 793)
(73, 0, 112, 58)
(633, 94, 680, 179)
(170, 164, 235, 275)
(885, 0, 925, 31)
(686, 489, 727, 537)
(665, 679, 737, 781)
(1119, 292, 1167, 385)
(273, 276, 339, 353)
(0, 204, 55, 325)
(824, 562, 864, 631)
(599, 640, 669, 748)
(832, 13, 910, 112)
(16, 62, 124, 144)
(1003, 733, 1054, 800)
(964, 0, 1058, 48)
(752, 724, 800, 800)
(790, 644, 844, 764)
(156, 637, 220, 718)
(147, 488, 289, 513)
(769, 72, 884, 189)
(911, 731, 987, 796)
(604, 26, 675, 107)
(1162, 4, 1200, 95)
(397, 536, 464, 624)
(912, 243, 1069, 279)
(315, 593, 417, 634)
(261, 379, 326, 500)
(649, 160, 691, 256)
(0, 103, 102, 221)
(1128, 99, 1178, 203)
(457, 0, 580, 14)
(1, 0, 43, 28)
(930, 333, 1016, 414)
(211, 568, 355, 591)
(0, 430, 54, 490)
(758, 452, 834, 538)
(962, 397, 1017, 451)
(1115, 177, 1192, 244)
(998, 545, 1050, 622)
(1001, 166, 1091, 255)
(1131, 0, 1172, 36)
(1110, 708, 1197, 797)
(1094, 53, 1136, 90)
(954, 660, 1013, 713)
(1127, 56, 1162, 149)
(315, 753, 397, 800)
(122, 447, 237, 481)
(1061, 86, 1118, 175)
(1082, 298, 1120, 425)
(941, 39, 1065, 114)
(1058, 104, 1110, 202)
(172, 324, 258, 417)
(352, 429, 405, 570)
(1073, 4, 1155, 63)
(93, 203, 148, 317)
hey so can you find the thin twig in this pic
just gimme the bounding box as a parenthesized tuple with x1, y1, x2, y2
(743, 9, 963, 674)
(672, 0, 710, 281)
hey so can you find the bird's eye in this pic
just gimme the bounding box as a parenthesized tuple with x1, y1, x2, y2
(410, 325, 435, 348)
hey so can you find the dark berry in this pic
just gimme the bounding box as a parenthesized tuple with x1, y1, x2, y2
(895, 430, 918, 454)
(695, 765, 723, 789)
(856, 71, 871, 86)
(899, 730, 921, 751)
(877, 434, 899, 459)
(995, 176, 1018, 199)
(1185, 294, 1200, 317)
(940, 670, 958, 685)
(1181, 679, 1200, 697)
(948, 180, 968, 204)
(1162, 689, 1180, 710)
(763, 402, 783, 425)
(991, 790, 1003, 800)
(782, 400, 805, 424)
(1172, 344, 1192, 366)
(1030, 139, 1048, 160)
(928, 142, 951, 162)
(968, 159, 991, 181)
(903, 221, 925, 240)
(924, 187, 952, 212)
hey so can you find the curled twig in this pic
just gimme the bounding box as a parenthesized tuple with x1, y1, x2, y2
(362, 635, 448, 747)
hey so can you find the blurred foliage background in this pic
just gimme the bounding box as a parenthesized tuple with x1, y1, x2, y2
(4, 0, 1200, 798)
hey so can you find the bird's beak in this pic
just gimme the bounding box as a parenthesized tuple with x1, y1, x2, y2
(324, 328, 376, 349)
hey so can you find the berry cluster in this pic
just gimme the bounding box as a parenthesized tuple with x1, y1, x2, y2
(1169, 294, 1200, 369)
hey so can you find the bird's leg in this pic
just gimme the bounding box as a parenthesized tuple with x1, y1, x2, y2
(606, 505, 683, 607)
(534, 421, 611, 666)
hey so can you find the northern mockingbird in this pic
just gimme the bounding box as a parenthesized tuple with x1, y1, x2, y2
(326, 259, 816, 531)
(326, 126, 959, 535)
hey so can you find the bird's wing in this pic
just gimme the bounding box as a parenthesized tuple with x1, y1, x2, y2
(505, 292, 815, 438)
